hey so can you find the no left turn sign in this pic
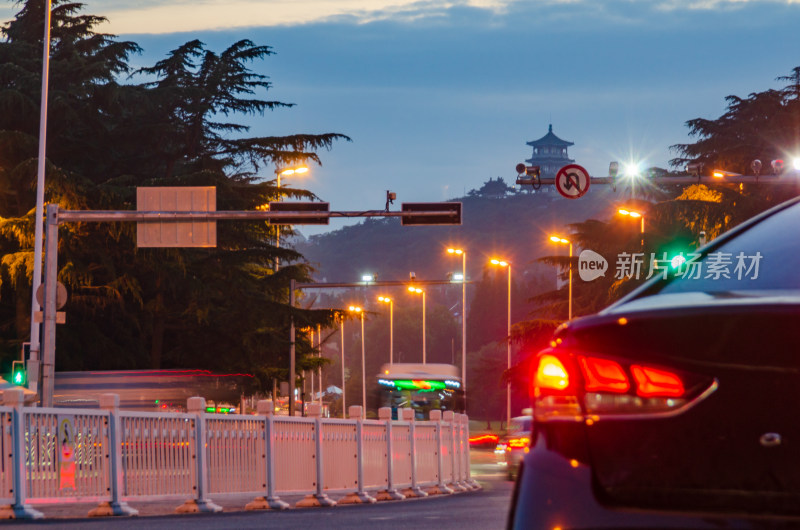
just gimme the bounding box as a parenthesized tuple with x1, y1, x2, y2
(555, 164, 590, 199)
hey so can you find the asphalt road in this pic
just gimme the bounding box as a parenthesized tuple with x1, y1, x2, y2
(5, 451, 513, 530)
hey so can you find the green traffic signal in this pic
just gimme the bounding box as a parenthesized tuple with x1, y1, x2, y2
(11, 361, 25, 386)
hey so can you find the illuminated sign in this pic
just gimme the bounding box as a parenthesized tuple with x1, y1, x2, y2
(379, 379, 450, 391)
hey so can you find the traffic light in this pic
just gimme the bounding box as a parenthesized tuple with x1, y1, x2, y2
(11, 361, 25, 386)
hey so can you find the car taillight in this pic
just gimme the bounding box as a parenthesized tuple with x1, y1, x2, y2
(578, 356, 629, 393)
(630, 365, 684, 397)
(532, 348, 714, 421)
(507, 437, 530, 449)
(535, 354, 569, 390)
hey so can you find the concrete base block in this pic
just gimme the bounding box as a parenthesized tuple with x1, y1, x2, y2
(0, 504, 44, 520)
(88, 501, 139, 517)
(175, 499, 223, 514)
(245, 496, 290, 510)
(375, 489, 406, 501)
(400, 487, 428, 498)
(296, 493, 336, 508)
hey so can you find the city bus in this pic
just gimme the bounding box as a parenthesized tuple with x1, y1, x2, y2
(376, 363, 464, 420)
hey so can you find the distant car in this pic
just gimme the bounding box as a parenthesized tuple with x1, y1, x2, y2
(496, 415, 531, 481)
(509, 196, 800, 528)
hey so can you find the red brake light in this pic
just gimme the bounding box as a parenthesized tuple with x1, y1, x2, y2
(578, 356, 629, 393)
(630, 365, 684, 397)
(535, 354, 569, 390)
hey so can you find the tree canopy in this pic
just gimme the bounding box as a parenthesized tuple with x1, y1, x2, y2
(0, 0, 349, 390)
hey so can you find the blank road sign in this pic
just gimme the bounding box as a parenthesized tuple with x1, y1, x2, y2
(137, 187, 216, 247)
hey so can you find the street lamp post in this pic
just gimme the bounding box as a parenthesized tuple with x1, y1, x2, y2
(340, 318, 346, 418)
(408, 287, 426, 363)
(447, 248, 467, 409)
(549, 236, 573, 320)
(29, 0, 55, 397)
(618, 208, 645, 246)
(489, 259, 511, 428)
(378, 297, 393, 364)
(349, 306, 366, 413)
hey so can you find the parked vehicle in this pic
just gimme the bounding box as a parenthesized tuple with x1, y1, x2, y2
(509, 196, 800, 528)
(497, 414, 531, 481)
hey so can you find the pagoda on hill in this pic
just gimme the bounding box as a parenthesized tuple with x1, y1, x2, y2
(525, 124, 574, 180)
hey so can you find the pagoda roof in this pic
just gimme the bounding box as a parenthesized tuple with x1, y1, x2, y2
(526, 124, 574, 147)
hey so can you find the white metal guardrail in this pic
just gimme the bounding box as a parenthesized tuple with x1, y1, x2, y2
(0, 389, 477, 518)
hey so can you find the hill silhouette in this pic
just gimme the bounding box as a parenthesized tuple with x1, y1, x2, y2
(297, 183, 629, 284)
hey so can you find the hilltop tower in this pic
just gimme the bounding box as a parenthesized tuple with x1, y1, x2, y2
(525, 124, 574, 180)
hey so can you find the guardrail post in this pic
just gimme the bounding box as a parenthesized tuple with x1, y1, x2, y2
(464, 414, 480, 489)
(339, 406, 376, 504)
(87, 394, 138, 517)
(443, 411, 466, 492)
(176, 397, 222, 513)
(454, 413, 468, 489)
(0, 389, 42, 519)
(246, 400, 288, 510)
(427, 410, 452, 495)
(400, 408, 427, 498)
(375, 407, 404, 501)
(297, 403, 336, 507)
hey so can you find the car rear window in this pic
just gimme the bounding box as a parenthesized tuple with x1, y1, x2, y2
(657, 202, 800, 295)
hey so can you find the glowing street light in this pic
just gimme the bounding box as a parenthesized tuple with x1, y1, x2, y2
(378, 296, 394, 364)
(548, 236, 573, 320)
(348, 305, 367, 412)
(488, 258, 511, 428)
(446, 247, 467, 407)
(618, 207, 645, 246)
(623, 161, 641, 178)
(339, 317, 346, 418)
(407, 287, 427, 363)
(275, 164, 309, 188)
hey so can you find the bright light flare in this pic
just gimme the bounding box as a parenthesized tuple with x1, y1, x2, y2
(447, 248, 464, 255)
(362, 274, 375, 282)
(378, 296, 391, 303)
(623, 162, 641, 177)
(408, 287, 423, 294)
(671, 255, 686, 268)
(490, 258, 508, 267)
(348, 305, 362, 312)
(549, 236, 570, 245)
(793, 158, 800, 171)
(452, 273, 464, 281)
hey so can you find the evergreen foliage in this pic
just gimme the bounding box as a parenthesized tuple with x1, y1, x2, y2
(0, 0, 349, 390)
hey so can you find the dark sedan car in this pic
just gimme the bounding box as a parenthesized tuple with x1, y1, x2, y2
(509, 196, 800, 529)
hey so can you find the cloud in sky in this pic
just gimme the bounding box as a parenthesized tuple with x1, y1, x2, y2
(37, 0, 792, 34)
(3, 0, 800, 237)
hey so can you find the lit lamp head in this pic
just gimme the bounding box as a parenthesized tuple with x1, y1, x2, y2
(447, 248, 464, 255)
(278, 165, 309, 177)
(348, 305, 362, 313)
(378, 296, 391, 303)
(408, 286, 423, 294)
(549, 236, 570, 245)
(490, 258, 509, 267)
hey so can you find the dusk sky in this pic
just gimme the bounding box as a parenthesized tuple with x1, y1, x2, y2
(5, 0, 800, 235)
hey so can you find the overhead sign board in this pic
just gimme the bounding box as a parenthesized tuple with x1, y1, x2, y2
(401, 202, 462, 226)
(268, 202, 330, 225)
(555, 164, 591, 199)
(137, 187, 216, 247)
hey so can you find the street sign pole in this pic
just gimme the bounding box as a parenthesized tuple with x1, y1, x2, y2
(289, 279, 296, 417)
